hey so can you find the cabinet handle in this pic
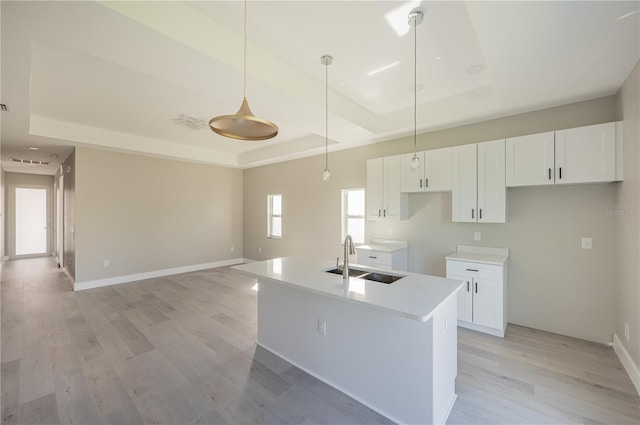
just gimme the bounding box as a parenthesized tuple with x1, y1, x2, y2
(471, 209, 474, 219)
(467, 281, 470, 292)
(383, 209, 386, 217)
(479, 209, 482, 219)
(378, 209, 381, 217)
(475, 282, 478, 293)
(466, 268, 479, 272)
(368, 256, 377, 259)
(420, 178, 423, 188)
(559, 167, 562, 180)
(548, 168, 552, 180)
(425, 178, 429, 188)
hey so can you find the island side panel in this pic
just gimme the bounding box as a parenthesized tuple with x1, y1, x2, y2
(431, 293, 458, 424)
(256, 277, 456, 425)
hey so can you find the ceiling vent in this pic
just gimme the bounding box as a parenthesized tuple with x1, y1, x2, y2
(11, 158, 49, 165)
(0, 104, 9, 112)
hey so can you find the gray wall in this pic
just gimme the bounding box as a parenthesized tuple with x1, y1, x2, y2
(73, 147, 243, 283)
(614, 62, 640, 367)
(243, 95, 620, 344)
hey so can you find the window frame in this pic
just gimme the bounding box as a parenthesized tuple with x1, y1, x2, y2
(267, 194, 282, 239)
(341, 188, 365, 245)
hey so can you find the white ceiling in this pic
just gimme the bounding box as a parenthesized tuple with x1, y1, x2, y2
(1, 1, 638, 175)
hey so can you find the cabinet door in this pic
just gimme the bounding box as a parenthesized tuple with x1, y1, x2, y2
(472, 278, 502, 330)
(449, 274, 473, 323)
(506, 132, 555, 187)
(400, 152, 425, 193)
(366, 158, 383, 220)
(555, 122, 615, 184)
(452, 144, 478, 222)
(382, 155, 407, 220)
(424, 147, 453, 192)
(477, 139, 506, 223)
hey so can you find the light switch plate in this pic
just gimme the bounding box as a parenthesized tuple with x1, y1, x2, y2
(474, 232, 481, 241)
(581, 237, 592, 250)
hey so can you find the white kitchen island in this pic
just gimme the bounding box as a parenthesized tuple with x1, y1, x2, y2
(232, 257, 463, 425)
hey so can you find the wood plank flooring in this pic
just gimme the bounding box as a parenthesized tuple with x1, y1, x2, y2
(1, 257, 638, 425)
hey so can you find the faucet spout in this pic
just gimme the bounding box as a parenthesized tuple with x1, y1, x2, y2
(343, 235, 355, 280)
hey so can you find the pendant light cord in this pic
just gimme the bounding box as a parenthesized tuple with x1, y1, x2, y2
(243, 0, 247, 99)
(413, 17, 417, 158)
(325, 60, 329, 170)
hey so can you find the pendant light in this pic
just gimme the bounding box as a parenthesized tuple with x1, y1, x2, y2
(409, 7, 424, 170)
(209, 0, 278, 140)
(321, 54, 333, 181)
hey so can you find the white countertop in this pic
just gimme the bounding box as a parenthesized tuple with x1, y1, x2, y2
(445, 245, 509, 266)
(232, 256, 463, 322)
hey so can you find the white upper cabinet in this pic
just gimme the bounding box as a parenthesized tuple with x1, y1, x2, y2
(401, 148, 453, 193)
(555, 122, 616, 184)
(506, 132, 555, 187)
(506, 122, 619, 187)
(452, 140, 506, 223)
(366, 156, 408, 221)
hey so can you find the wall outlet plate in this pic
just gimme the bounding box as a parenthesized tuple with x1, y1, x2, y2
(474, 232, 481, 241)
(581, 237, 593, 249)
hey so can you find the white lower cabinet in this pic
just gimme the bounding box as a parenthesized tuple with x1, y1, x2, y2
(446, 246, 509, 337)
(355, 242, 408, 271)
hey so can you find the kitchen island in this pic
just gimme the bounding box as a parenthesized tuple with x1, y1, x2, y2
(232, 257, 463, 425)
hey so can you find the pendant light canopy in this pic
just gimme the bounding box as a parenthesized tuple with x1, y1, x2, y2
(321, 54, 332, 181)
(409, 7, 424, 170)
(209, 0, 278, 141)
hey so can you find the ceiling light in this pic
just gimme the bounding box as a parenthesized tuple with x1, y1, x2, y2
(409, 7, 424, 171)
(28, 147, 40, 151)
(209, 0, 278, 141)
(385, 1, 421, 36)
(322, 54, 333, 182)
(367, 61, 400, 76)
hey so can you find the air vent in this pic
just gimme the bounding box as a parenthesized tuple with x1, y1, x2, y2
(0, 104, 9, 112)
(11, 158, 49, 165)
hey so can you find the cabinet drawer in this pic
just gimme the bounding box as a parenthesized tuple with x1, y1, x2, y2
(446, 260, 502, 280)
(357, 251, 392, 266)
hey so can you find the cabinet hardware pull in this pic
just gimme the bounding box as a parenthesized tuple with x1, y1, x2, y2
(467, 281, 470, 292)
(475, 282, 478, 293)
(548, 168, 552, 180)
(426, 178, 429, 188)
(369, 256, 377, 259)
(479, 209, 483, 219)
(420, 178, 422, 188)
(471, 209, 474, 219)
(378, 209, 381, 217)
(559, 167, 562, 179)
(383, 209, 387, 217)
(466, 268, 479, 272)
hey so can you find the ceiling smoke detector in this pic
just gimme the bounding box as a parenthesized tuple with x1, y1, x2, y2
(173, 114, 207, 130)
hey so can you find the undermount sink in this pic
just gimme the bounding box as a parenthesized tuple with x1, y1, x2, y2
(325, 267, 405, 284)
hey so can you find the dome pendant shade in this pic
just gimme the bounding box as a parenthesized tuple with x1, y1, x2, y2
(209, 97, 278, 141)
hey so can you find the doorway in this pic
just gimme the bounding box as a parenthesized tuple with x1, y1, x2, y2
(9, 185, 51, 259)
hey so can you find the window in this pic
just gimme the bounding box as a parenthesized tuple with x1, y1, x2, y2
(267, 194, 282, 238)
(341, 189, 365, 244)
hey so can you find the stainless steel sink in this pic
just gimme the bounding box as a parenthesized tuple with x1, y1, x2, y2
(325, 268, 405, 284)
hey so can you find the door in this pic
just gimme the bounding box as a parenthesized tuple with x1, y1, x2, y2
(472, 278, 502, 330)
(450, 274, 473, 322)
(424, 147, 453, 192)
(506, 132, 555, 187)
(452, 144, 477, 222)
(555, 122, 616, 184)
(366, 158, 384, 219)
(14, 186, 50, 257)
(477, 139, 506, 223)
(400, 151, 425, 193)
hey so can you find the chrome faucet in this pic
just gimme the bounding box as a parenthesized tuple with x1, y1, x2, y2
(343, 234, 356, 280)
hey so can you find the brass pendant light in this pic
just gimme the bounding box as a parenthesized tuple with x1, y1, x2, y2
(409, 7, 424, 170)
(321, 54, 332, 181)
(209, 0, 278, 141)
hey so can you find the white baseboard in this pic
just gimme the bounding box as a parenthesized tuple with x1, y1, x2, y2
(74, 258, 246, 291)
(613, 333, 640, 396)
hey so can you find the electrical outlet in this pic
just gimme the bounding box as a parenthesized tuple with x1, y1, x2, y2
(230, 246, 235, 253)
(474, 232, 481, 241)
(258, 247, 262, 254)
(103, 260, 110, 268)
(581, 237, 593, 250)
(317, 319, 326, 336)
(624, 323, 630, 342)
(387, 227, 394, 236)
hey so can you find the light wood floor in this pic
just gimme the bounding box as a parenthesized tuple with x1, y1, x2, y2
(1, 258, 638, 425)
